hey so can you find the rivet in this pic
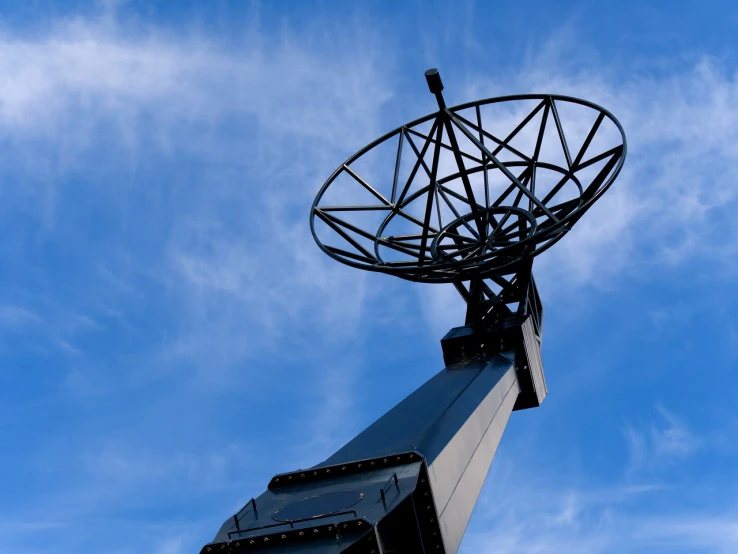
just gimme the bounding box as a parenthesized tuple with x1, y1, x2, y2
(343, 524, 348, 529)
(206, 549, 211, 552)
(358, 464, 362, 468)
(326, 469, 331, 473)
(342, 466, 347, 470)
(281, 535, 286, 539)
(300, 473, 305, 478)
(313, 471, 318, 475)
(357, 521, 363, 526)
(328, 526, 333, 531)
(275, 478, 280, 482)
(249, 540, 255, 545)
(263, 538, 269, 542)
(313, 529, 319, 534)
(383, 458, 388, 462)
(288, 476, 293, 480)
(371, 461, 375, 465)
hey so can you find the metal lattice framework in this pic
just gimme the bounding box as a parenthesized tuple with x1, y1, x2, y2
(310, 70, 626, 322)
(202, 69, 629, 554)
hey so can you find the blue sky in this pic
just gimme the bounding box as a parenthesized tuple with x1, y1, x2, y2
(1, 1, 737, 553)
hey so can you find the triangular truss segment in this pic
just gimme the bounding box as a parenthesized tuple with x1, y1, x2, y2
(311, 93, 626, 286)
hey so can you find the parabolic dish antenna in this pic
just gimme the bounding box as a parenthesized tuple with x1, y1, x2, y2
(202, 69, 628, 554)
(310, 69, 626, 287)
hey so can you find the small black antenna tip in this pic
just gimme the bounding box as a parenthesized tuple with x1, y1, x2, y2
(425, 68, 444, 95)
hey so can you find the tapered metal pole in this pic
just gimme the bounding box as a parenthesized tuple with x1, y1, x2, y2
(200, 280, 546, 554)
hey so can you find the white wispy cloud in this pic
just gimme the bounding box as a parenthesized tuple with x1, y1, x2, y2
(623, 404, 701, 473)
(0, 304, 41, 326)
(0, 3, 396, 369)
(0, 6, 396, 554)
(523, 58, 738, 286)
(463, 454, 738, 554)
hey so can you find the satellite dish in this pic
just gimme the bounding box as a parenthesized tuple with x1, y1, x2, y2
(202, 69, 629, 554)
(310, 69, 626, 292)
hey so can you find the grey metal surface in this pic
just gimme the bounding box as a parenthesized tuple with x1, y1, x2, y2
(206, 461, 424, 553)
(202, 352, 525, 553)
(434, 366, 518, 553)
(320, 355, 513, 467)
(320, 355, 520, 553)
(516, 316, 546, 409)
(421, 359, 517, 511)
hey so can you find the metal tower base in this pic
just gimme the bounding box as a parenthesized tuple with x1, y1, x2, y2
(201, 308, 546, 554)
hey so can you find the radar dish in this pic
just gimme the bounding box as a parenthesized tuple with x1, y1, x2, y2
(310, 70, 626, 285)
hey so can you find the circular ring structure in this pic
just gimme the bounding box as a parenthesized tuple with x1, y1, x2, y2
(430, 206, 537, 278)
(310, 94, 626, 283)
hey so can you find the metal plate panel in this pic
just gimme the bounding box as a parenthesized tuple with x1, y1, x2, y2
(436, 373, 519, 553)
(423, 360, 518, 514)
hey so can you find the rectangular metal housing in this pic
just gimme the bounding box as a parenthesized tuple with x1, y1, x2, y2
(202, 353, 531, 554)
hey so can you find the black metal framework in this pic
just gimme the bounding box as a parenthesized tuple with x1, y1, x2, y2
(202, 69, 627, 554)
(311, 69, 626, 325)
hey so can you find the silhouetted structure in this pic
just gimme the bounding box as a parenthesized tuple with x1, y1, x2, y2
(201, 68, 626, 554)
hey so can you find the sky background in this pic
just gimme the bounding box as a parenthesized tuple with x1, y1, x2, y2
(1, 1, 737, 553)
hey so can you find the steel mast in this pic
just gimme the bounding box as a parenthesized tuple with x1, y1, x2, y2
(201, 69, 626, 554)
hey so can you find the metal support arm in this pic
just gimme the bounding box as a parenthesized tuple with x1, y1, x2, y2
(200, 304, 546, 554)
